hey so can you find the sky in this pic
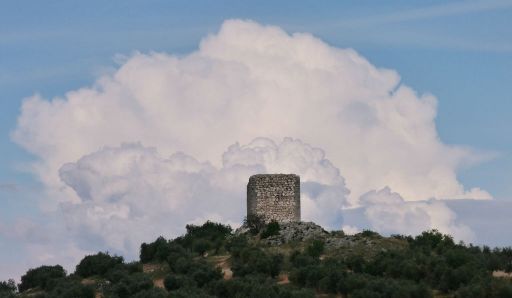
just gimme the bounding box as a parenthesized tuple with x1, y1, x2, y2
(1, 1, 512, 280)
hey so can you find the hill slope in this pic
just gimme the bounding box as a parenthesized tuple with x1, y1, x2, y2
(3, 220, 512, 298)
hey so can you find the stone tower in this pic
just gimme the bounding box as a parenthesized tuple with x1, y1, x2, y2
(247, 174, 300, 223)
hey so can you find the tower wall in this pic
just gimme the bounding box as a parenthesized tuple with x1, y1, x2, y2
(247, 174, 300, 223)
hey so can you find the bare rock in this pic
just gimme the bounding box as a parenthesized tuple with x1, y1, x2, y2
(263, 221, 329, 245)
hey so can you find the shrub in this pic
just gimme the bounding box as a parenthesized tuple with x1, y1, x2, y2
(171, 221, 232, 255)
(172, 287, 214, 298)
(225, 234, 248, 258)
(306, 240, 325, 258)
(359, 230, 380, 238)
(412, 230, 455, 252)
(232, 246, 283, 278)
(0, 279, 16, 297)
(105, 265, 131, 283)
(193, 239, 212, 255)
(19, 265, 66, 292)
(261, 221, 280, 239)
(107, 272, 153, 297)
(192, 265, 223, 287)
(132, 288, 168, 298)
(140, 236, 171, 263)
(165, 243, 189, 269)
(243, 214, 266, 235)
(208, 276, 286, 298)
(284, 288, 315, 298)
(75, 252, 124, 277)
(164, 274, 183, 291)
(173, 257, 195, 274)
(184, 221, 232, 243)
(46, 278, 94, 298)
(290, 251, 318, 268)
(124, 261, 143, 274)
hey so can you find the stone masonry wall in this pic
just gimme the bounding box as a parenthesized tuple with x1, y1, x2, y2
(247, 174, 300, 223)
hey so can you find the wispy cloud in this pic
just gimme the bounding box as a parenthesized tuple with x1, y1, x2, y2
(335, 0, 512, 27)
(305, 0, 512, 53)
(324, 26, 512, 53)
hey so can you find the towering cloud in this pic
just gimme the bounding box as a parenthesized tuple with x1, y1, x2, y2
(57, 138, 349, 256)
(7, 19, 489, 274)
(12, 19, 490, 206)
(360, 187, 475, 241)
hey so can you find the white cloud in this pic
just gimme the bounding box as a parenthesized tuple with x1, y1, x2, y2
(360, 187, 475, 242)
(12, 19, 490, 207)
(0, 217, 90, 282)
(57, 138, 348, 257)
(341, 225, 361, 235)
(6, 19, 494, 279)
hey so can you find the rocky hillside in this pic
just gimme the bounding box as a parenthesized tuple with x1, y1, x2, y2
(2, 219, 512, 298)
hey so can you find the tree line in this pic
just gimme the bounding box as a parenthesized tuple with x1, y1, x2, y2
(2, 219, 512, 297)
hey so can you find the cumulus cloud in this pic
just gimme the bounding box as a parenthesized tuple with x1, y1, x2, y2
(359, 187, 475, 242)
(57, 138, 348, 257)
(0, 216, 90, 281)
(12, 19, 490, 206)
(7, 19, 493, 278)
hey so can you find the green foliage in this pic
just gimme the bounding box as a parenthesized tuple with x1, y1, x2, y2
(358, 229, 381, 238)
(225, 234, 248, 258)
(488, 247, 512, 272)
(193, 239, 212, 255)
(14, 221, 512, 298)
(330, 230, 345, 237)
(192, 262, 221, 285)
(232, 246, 283, 278)
(161, 241, 223, 292)
(0, 279, 16, 297)
(18, 265, 66, 292)
(243, 214, 266, 235)
(131, 288, 168, 298)
(140, 236, 171, 263)
(208, 276, 315, 298)
(172, 287, 214, 298)
(261, 220, 280, 239)
(184, 221, 232, 242)
(75, 252, 124, 277)
(494, 280, 512, 298)
(168, 256, 223, 288)
(305, 240, 325, 258)
(164, 274, 183, 291)
(410, 229, 455, 252)
(191, 264, 223, 287)
(106, 272, 153, 298)
(103, 262, 142, 285)
(290, 250, 319, 268)
(179, 221, 232, 255)
(45, 277, 95, 298)
(164, 244, 188, 269)
(140, 221, 232, 263)
(286, 229, 512, 297)
(345, 254, 366, 273)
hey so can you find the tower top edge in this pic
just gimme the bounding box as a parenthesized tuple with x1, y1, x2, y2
(248, 174, 300, 180)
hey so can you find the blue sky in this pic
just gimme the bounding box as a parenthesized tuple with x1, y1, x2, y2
(1, 0, 512, 280)
(2, 1, 511, 199)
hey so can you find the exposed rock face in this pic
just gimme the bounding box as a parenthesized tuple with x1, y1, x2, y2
(247, 174, 300, 223)
(263, 221, 329, 245)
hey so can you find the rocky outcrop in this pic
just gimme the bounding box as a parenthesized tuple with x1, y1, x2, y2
(262, 221, 329, 245)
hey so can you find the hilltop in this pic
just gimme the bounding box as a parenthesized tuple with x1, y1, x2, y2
(2, 219, 512, 298)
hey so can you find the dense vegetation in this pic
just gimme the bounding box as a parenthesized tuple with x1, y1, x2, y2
(3, 219, 512, 297)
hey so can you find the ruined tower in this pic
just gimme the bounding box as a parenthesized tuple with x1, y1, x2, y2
(247, 174, 300, 223)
